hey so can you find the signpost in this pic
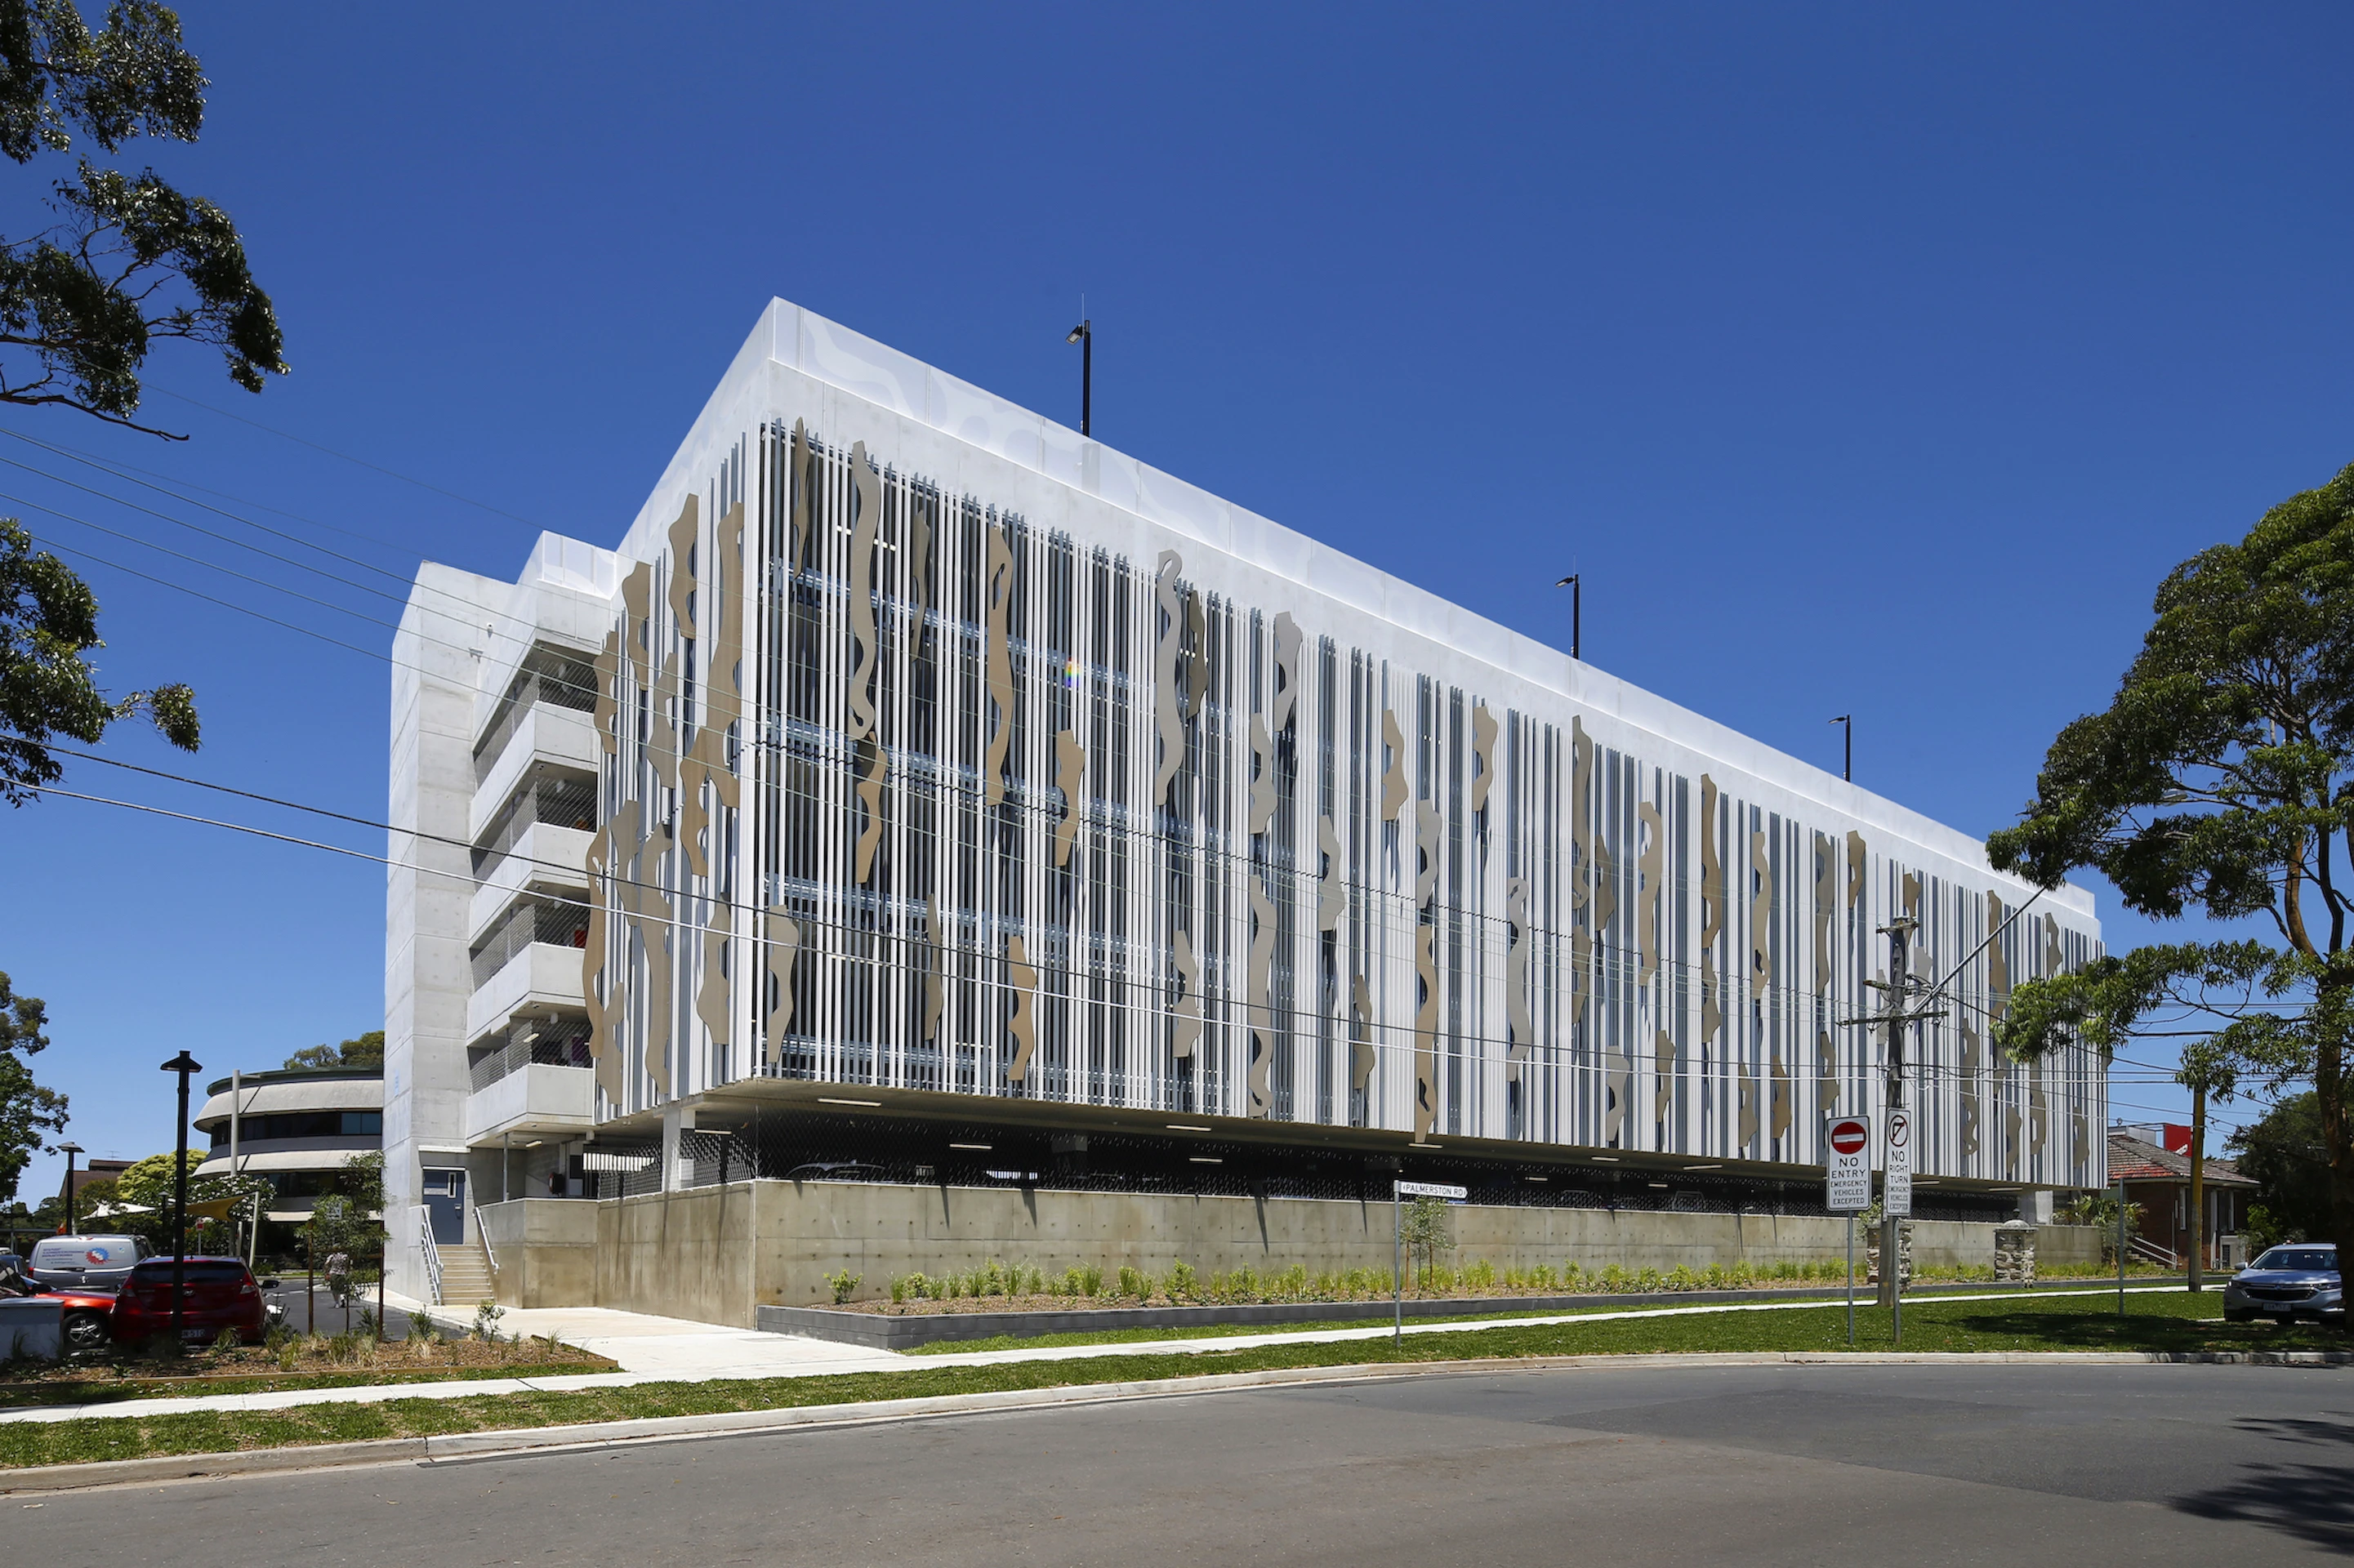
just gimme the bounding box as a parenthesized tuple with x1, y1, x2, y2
(1884, 1107, 1913, 1347)
(1393, 1180, 1467, 1343)
(1824, 1116, 1871, 1345)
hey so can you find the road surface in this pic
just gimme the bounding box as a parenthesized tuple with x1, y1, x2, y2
(16, 1361, 2351, 1562)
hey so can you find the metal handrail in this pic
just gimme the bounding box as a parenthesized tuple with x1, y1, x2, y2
(415, 1205, 445, 1305)
(2128, 1235, 2177, 1268)
(479, 1223, 498, 1279)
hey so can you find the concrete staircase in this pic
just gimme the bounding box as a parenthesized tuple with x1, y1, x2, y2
(434, 1237, 497, 1307)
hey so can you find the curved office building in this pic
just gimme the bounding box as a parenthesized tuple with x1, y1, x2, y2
(194, 1068, 383, 1223)
(384, 301, 2104, 1307)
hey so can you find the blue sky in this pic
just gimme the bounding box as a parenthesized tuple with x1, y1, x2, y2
(5, 2, 2348, 1200)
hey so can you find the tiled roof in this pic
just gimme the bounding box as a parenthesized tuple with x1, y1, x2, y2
(2107, 1131, 2254, 1187)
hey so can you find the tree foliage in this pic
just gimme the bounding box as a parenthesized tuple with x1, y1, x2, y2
(2227, 1091, 2331, 1247)
(282, 1030, 382, 1072)
(1, 516, 197, 803)
(0, 0, 283, 434)
(1988, 461, 2354, 1264)
(110, 1147, 265, 1245)
(0, 970, 66, 1203)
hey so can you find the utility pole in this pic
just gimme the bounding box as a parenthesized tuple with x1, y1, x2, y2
(1877, 918, 1914, 1313)
(2187, 1082, 2206, 1291)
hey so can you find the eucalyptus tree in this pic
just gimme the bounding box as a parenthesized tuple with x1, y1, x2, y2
(1987, 461, 2354, 1268)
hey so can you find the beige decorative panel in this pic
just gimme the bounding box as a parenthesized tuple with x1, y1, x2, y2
(1170, 928, 1202, 1059)
(1770, 1053, 1792, 1142)
(1053, 728, 1086, 870)
(1504, 877, 1532, 1081)
(1349, 972, 1375, 1093)
(1815, 1027, 1836, 1111)
(2044, 912, 2063, 978)
(921, 896, 944, 1045)
(1414, 798, 1441, 907)
(1154, 553, 1184, 803)
(1183, 590, 1207, 723)
(666, 497, 698, 639)
(1246, 878, 1277, 1116)
(1738, 1072, 1759, 1149)
(1654, 1030, 1674, 1124)
(1987, 890, 2010, 1023)
(1812, 831, 1835, 994)
(1699, 774, 1724, 1044)
(1004, 936, 1038, 1084)
(845, 444, 881, 740)
(594, 630, 620, 756)
(695, 907, 731, 1058)
(853, 737, 888, 884)
(1248, 715, 1277, 835)
(1316, 814, 1345, 931)
(1748, 827, 1774, 990)
(1271, 612, 1301, 735)
(1845, 829, 1866, 909)
(788, 419, 814, 572)
(982, 523, 1015, 811)
(762, 905, 799, 1067)
(1958, 1021, 1982, 1156)
(1380, 708, 1408, 822)
(1414, 922, 1439, 1140)
(1469, 703, 1498, 815)
(1637, 800, 1663, 987)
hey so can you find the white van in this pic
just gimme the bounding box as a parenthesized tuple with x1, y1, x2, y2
(27, 1235, 151, 1290)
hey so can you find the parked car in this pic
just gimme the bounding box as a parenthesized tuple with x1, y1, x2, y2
(25, 1235, 150, 1290)
(2222, 1243, 2343, 1324)
(0, 1252, 123, 1353)
(109, 1257, 269, 1347)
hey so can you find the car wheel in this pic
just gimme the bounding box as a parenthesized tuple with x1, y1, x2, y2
(61, 1310, 109, 1353)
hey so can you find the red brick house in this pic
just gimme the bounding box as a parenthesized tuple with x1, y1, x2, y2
(2108, 1126, 2256, 1270)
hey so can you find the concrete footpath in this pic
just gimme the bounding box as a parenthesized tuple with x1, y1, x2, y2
(0, 1285, 2191, 1427)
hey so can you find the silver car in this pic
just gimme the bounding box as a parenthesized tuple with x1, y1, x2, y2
(2222, 1243, 2343, 1324)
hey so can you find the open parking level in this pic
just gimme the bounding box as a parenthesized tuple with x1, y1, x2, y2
(11, 1361, 2352, 1562)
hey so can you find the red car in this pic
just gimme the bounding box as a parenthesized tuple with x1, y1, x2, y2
(47, 1282, 121, 1354)
(109, 1257, 267, 1348)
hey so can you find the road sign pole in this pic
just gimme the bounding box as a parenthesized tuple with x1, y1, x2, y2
(1847, 1215, 1854, 1346)
(1393, 1189, 1402, 1345)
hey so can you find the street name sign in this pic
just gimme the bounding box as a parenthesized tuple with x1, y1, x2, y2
(1824, 1115, 1871, 1211)
(1884, 1108, 1913, 1217)
(1395, 1180, 1468, 1200)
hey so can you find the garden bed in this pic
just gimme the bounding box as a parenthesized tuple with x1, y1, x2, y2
(0, 1330, 616, 1408)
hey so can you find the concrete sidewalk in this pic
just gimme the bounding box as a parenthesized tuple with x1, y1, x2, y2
(0, 1285, 2185, 1428)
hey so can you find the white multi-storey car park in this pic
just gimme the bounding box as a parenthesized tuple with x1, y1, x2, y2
(383, 301, 2103, 1316)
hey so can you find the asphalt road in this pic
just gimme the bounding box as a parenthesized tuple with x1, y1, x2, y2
(17, 1362, 2353, 1562)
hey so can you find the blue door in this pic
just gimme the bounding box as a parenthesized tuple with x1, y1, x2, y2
(423, 1168, 466, 1245)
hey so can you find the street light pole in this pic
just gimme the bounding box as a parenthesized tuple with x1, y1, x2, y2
(56, 1141, 81, 1235)
(1830, 715, 1852, 782)
(160, 1051, 202, 1348)
(1555, 574, 1580, 661)
(1066, 318, 1092, 437)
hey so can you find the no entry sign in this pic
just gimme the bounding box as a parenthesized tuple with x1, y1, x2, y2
(1824, 1115, 1871, 1211)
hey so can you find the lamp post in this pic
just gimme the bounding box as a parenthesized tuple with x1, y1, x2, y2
(56, 1141, 81, 1235)
(1554, 574, 1580, 661)
(1830, 715, 1852, 782)
(1065, 318, 1092, 436)
(160, 1051, 201, 1348)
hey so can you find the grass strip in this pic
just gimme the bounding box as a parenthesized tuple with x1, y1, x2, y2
(906, 1285, 2154, 1353)
(2, 1292, 2340, 1472)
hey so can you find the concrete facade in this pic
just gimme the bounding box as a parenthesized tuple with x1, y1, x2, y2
(479, 1186, 2105, 1326)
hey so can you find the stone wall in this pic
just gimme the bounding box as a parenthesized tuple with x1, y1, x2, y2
(475, 1183, 2108, 1326)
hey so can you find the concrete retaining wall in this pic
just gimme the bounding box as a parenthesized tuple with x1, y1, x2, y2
(476, 1182, 2102, 1326)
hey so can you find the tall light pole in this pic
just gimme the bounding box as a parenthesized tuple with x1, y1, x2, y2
(160, 1051, 201, 1348)
(56, 1141, 81, 1235)
(1066, 318, 1092, 437)
(1830, 715, 1852, 782)
(1555, 575, 1580, 661)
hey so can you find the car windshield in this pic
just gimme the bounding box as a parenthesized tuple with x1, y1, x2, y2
(29, 1238, 136, 1268)
(2253, 1248, 2338, 1272)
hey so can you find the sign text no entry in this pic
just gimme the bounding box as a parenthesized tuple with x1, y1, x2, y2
(1823, 1116, 1871, 1212)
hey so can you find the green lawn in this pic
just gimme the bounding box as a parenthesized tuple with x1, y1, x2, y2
(2, 1290, 2340, 1472)
(0, 1361, 614, 1410)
